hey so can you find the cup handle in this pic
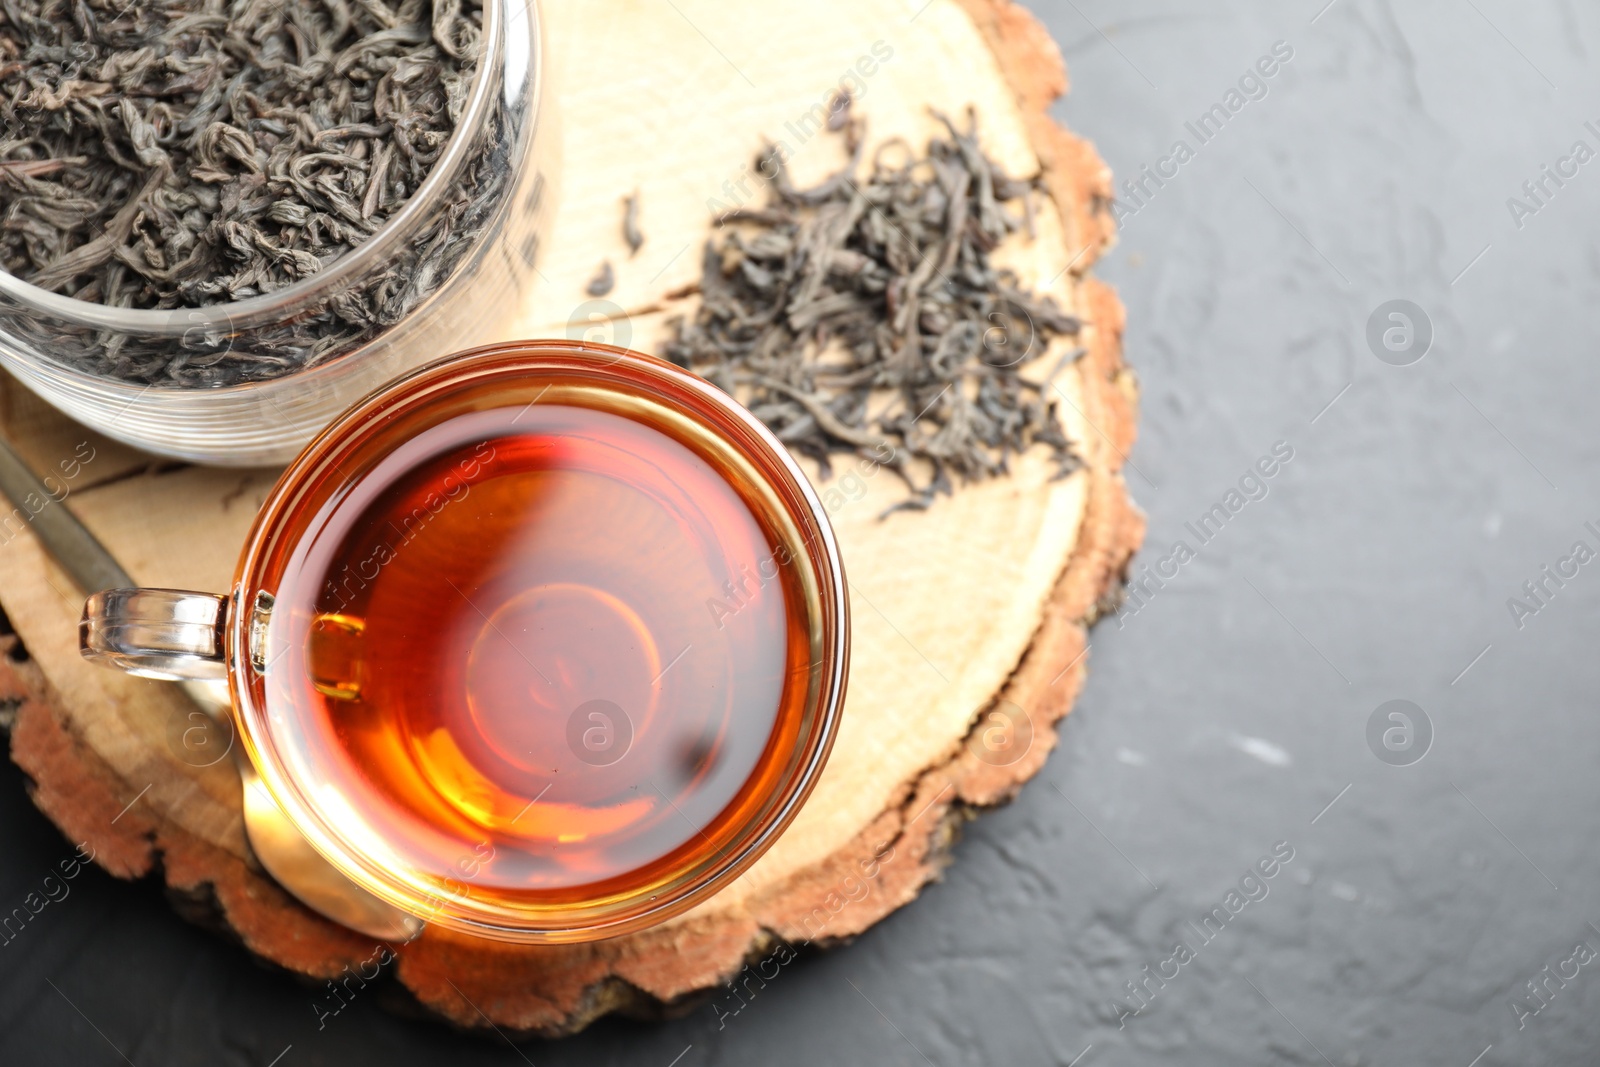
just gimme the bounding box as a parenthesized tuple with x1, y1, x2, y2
(80, 589, 229, 681)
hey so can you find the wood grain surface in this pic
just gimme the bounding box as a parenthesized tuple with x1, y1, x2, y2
(0, 0, 1139, 1035)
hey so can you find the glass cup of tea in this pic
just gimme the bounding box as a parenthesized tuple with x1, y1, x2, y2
(79, 341, 849, 943)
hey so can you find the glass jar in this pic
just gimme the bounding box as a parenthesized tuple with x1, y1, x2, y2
(0, 0, 555, 467)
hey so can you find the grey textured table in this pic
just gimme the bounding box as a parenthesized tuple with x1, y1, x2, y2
(4, 2, 1599, 1064)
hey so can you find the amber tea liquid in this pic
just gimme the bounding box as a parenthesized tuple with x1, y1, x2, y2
(261, 400, 814, 904)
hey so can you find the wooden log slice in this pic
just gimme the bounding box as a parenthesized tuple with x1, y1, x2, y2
(0, 0, 1141, 1036)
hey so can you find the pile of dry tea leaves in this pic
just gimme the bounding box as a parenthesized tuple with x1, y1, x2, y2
(666, 110, 1084, 514)
(0, 0, 488, 383)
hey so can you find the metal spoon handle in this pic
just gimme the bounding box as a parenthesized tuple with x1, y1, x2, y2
(0, 440, 132, 592)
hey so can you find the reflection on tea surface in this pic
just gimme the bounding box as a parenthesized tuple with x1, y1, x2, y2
(272, 404, 808, 894)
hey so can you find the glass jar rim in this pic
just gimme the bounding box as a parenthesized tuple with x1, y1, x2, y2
(0, 0, 534, 343)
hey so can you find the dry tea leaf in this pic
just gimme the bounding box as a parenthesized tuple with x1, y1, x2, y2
(0, 0, 488, 386)
(623, 192, 644, 256)
(587, 260, 615, 297)
(667, 110, 1083, 513)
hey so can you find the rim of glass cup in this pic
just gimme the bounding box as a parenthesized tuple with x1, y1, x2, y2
(226, 340, 851, 943)
(0, 0, 534, 376)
